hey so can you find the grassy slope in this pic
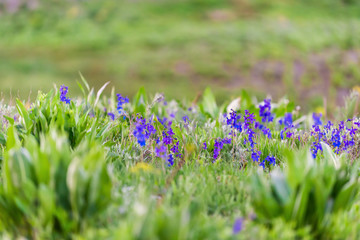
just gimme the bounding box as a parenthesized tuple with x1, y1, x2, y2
(1, 0, 360, 110)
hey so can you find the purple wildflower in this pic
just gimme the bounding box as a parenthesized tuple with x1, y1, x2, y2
(259, 99, 274, 123)
(167, 154, 174, 166)
(312, 113, 322, 126)
(60, 85, 71, 104)
(107, 112, 115, 121)
(116, 93, 129, 115)
(233, 218, 244, 234)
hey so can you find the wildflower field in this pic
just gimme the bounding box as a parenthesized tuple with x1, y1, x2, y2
(1, 80, 360, 239)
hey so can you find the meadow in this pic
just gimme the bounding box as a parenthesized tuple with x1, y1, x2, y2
(0, 81, 360, 239)
(2, 1, 360, 239)
(2, 0, 360, 110)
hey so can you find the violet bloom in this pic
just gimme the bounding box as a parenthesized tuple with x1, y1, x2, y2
(167, 154, 174, 166)
(233, 218, 243, 234)
(259, 99, 274, 123)
(312, 113, 322, 126)
(116, 93, 129, 116)
(155, 144, 167, 158)
(107, 112, 115, 121)
(182, 116, 190, 124)
(60, 85, 71, 104)
(283, 113, 293, 127)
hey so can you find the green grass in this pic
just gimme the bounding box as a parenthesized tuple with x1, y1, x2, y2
(0, 83, 360, 238)
(1, 0, 360, 110)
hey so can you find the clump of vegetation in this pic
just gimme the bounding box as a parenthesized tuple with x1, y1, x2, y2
(0, 81, 360, 239)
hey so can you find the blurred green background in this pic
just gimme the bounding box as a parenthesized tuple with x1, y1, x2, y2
(1, 0, 360, 110)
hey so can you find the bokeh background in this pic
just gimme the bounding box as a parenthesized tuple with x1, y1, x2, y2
(1, 0, 360, 110)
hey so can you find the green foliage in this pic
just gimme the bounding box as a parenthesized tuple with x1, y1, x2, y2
(12, 85, 114, 148)
(0, 128, 113, 238)
(251, 147, 359, 237)
(199, 87, 220, 119)
(1, 83, 360, 239)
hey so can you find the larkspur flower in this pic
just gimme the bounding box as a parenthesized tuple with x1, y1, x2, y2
(107, 112, 115, 121)
(116, 93, 129, 116)
(233, 218, 244, 234)
(251, 150, 261, 162)
(243, 110, 255, 129)
(262, 127, 272, 139)
(285, 131, 293, 138)
(265, 155, 276, 166)
(259, 99, 274, 123)
(157, 116, 168, 126)
(259, 160, 266, 169)
(155, 144, 167, 158)
(283, 113, 293, 127)
(310, 124, 325, 158)
(246, 128, 256, 148)
(259, 156, 276, 169)
(324, 121, 333, 131)
(222, 138, 232, 144)
(213, 137, 232, 161)
(167, 154, 174, 166)
(60, 85, 71, 104)
(213, 138, 224, 160)
(226, 110, 242, 132)
(347, 127, 357, 136)
(133, 117, 156, 147)
(163, 132, 173, 145)
(182, 116, 190, 124)
(171, 140, 182, 158)
(312, 113, 322, 126)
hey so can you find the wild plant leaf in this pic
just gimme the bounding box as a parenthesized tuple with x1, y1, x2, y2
(16, 99, 32, 132)
(321, 142, 340, 169)
(79, 72, 90, 91)
(200, 87, 218, 118)
(94, 81, 110, 107)
(332, 180, 358, 212)
(270, 171, 291, 205)
(133, 87, 147, 115)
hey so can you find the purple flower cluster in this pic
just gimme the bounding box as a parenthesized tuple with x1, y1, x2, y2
(312, 113, 322, 126)
(233, 218, 244, 234)
(311, 119, 359, 158)
(167, 154, 174, 166)
(226, 110, 242, 133)
(117, 93, 129, 115)
(279, 113, 294, 140)
(243, 110, 255, 129)
(259, 155, 276, 169)
(259, 99, 274, 123)
(107, 112, 115, 121)
(171, 140, 182, 158)
(213, 137, 232, 160)
(60, 85, 71, 104)
(251, 150, 261, 162)
(182, 116, 190, 124)
(133, 117, 156, 147)
(157, 116, 172, 128)
(155, 144, 167, 158)
(261, 126, 272, 139)
(225, 108, 273, 166)
(155, 120, 183, 167)
(162, 127, 175, 145)
(311, 125, 324, 158)
(283, 113, 293, 127)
